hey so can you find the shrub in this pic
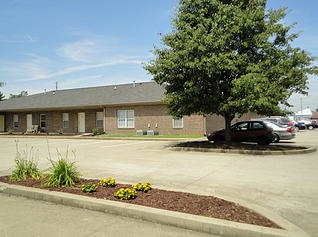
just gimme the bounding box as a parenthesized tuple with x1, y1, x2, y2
(114, 188, 137, 200)
(99, 177, 116, 187)
(81, 183, 97, 193)
(45, 149, 81, 187)
(10, 143, 42, 181)
(91, 128, 101, 136)
(132, 182, 152, 192)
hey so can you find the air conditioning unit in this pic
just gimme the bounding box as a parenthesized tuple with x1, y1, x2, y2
(147, 130, 159, 136)
(136, 130, 147, 136)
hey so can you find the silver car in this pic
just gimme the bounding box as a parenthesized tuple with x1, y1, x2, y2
(262, 120, 296, 142)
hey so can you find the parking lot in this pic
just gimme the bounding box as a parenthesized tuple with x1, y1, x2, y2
(0, 130, 317, 236)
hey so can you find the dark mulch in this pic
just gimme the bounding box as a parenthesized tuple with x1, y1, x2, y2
(0, 176, 280, 229)
(175, 141, 306, 151)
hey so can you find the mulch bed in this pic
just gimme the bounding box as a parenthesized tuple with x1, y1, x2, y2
(0, 176, 281, 229)
(175, 141, 306, 151)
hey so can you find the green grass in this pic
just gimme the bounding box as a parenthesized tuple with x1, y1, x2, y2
(45, 148, 81, 187)
(10, 143, 42, 181)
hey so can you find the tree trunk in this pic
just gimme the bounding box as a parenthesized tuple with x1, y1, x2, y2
(224, 114, 233, 145)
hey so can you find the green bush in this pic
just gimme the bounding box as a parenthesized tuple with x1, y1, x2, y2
(91, 128, 101, 136)
(10, 143, 42, 181)
(99, 177, 116, 187)
(132, 182, 152, 192)
(81, 183, 97, 193)
(45, 149, 81, 187)
(114, 188, 137, 200)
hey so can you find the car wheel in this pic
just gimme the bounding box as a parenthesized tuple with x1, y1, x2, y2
(308, 125, 314, 130)
(272, 133, 280, 143)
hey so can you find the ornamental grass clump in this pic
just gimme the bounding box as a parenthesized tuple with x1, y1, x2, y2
(45, 148, 81, 187)
(114, 188, 137, 200)
(10, 142, 42, 181)
(132, 182, 152, 192)
(99, 177, 116, 187)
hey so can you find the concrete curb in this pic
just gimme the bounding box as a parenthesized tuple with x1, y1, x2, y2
(0, 182, 310, 237)
(170, 146, 316, 155)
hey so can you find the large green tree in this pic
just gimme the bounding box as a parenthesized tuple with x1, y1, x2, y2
(146, 0, 317, 143)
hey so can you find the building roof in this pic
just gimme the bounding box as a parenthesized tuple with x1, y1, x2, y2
(0, 81, 165, 112)
(295, 108, 312, 116)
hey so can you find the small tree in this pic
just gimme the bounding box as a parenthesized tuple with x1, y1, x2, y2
(146, 0, 318, 144)
(0, 82, 5, 101)
(9, 90, 28, 99)
(0, 91, 5, 101)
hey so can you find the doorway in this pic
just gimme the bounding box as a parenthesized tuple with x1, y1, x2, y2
(78, 112, 85, 133)
(26, 114, 32, 130)
(0, 115, 4, 132)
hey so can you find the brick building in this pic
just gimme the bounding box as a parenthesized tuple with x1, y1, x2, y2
(0, 81, 256, 136)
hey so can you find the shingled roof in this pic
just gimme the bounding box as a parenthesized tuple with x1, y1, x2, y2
(0, 81, 165, 112)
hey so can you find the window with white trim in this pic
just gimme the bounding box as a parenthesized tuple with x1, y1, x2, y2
(62, 113, 69, 128)
(118, 110, 134, 128)
(96, 112, 104, 128)
(40, 114, 46, 129)
(173, 117, 183, 128)
(13, 114, 19, 128)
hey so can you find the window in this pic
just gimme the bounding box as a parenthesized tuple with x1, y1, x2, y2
(96, 112, 104, 128)
(173, 117, 183, 128)
(251, 121, 264, 130)
(40, 114, 46, 129)
(13, 114, 19, 128)
(118, 110, 134, 128)
(62, 113, 69, 128)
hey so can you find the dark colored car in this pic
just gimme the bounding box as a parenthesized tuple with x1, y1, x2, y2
(207, 120, 274, 145)
(294, 121, 306, 131)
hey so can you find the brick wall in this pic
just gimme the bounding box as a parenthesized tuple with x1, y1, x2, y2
(5, 109, 103, 134)
(105, 104, 205, 136)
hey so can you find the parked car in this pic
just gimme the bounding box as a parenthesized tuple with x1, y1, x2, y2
(262, 120, 296, 143)
(299, 120, 316, 130)
(207, 120, 275, 145)
(258, 116, 294, 127)
(294, 121, 306, 131)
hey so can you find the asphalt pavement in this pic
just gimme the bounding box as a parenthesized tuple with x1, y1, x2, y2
(0, 130, 317, 236)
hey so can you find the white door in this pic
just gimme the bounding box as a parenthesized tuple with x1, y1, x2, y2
(78, 112, 85, 133)
(0, 115, 4, 132)
(26, 114, 32, 130)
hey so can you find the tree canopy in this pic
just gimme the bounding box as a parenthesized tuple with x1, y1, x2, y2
(0, 82, 5, 101)
(9, 91, 28, 99)
(145, 0, 317, 143)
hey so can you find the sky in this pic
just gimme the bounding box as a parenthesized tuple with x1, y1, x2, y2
(0, 0, 317, 113)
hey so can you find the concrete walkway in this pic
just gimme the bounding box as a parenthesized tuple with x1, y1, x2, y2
(0, 192, 217, 237)
(0, 130, 317, 236)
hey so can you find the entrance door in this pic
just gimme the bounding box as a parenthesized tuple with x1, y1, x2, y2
(0, 115, 4, 132)
(26, 114, 32, 130)
(78, 112, 85, 133)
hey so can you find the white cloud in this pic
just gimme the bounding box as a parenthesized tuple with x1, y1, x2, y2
(0, 34, 37, 43)
(18, 56, 143, 82)
(56, 40, 97, 63)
